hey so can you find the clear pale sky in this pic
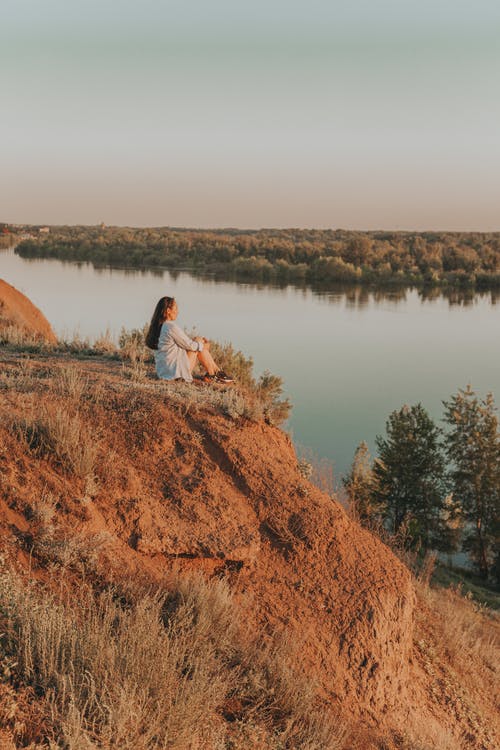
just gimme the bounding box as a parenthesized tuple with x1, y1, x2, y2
(1, 0, 499, 230)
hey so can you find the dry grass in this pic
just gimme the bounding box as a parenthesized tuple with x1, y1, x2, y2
(0, 321, 118, 358)
(13, 405, 99, 482)
(397, 724, 460, 750)
(236, 634, 346, 749)
(52, 365, 89, 400)
(296, 445, 337, 497)
(0, 322, 46, 348)
(417, 551, 438, 587)
(30, 522, 112, 574)
(1, 322, 291, 425)
(262, 509, 301, 550)
(119, 328, 150, 382)
(121, 352, 149, 383)
(92, 328, 116, 354)
(29, 494, 58, 526)
(1, 569, 232, 749)
(417, 582, 500, 672)
(130, 378, 265, 422)
(0, 567, 346, 750)
(28, 494, 110, 575)
(409, 580, 500, 750)
(0, 357, 38, 392)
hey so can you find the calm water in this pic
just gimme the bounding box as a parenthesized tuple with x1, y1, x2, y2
(2, 248, 499, 480)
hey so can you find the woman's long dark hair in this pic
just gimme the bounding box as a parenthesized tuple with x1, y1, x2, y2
(145, 296, 175, 350)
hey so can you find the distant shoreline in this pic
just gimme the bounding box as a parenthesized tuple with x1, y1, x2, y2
(13, 224, 500, 291)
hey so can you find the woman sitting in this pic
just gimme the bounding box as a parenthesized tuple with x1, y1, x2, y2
(145, 296, 233, 384)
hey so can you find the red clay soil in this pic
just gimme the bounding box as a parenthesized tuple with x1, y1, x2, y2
(1, 353, 498, 750)
(0, 278, 57, 343)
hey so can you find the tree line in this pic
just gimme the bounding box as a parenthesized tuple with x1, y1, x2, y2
(343, 386, 500, 582)
(15, 224, 500, 289)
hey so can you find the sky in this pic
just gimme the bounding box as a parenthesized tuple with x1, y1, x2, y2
(1, 0, 500, 230)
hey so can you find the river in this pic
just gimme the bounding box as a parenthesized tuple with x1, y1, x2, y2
(1, 248, 499, 481)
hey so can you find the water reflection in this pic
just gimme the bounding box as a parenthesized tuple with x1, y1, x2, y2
(11, 251, 498, 307)
(418, 284, 491, 306)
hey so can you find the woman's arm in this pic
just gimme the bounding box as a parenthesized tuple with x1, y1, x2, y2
(169, 324, 204, 352)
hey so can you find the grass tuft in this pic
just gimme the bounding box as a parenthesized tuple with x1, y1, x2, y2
(12, 406, 99, 482)
(52, 366, 89, 400)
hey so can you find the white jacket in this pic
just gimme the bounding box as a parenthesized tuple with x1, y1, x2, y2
(154, 322, 203, 382)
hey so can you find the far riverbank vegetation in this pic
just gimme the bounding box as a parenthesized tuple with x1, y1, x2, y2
(11, 224, 500, 290)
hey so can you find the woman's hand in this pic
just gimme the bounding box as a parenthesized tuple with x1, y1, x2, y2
(194, 335, 210, 349)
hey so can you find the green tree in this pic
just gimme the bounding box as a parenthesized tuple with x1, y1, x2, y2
(373, 404, 449, 551)
(342, 441, 381, 526)
(443, 387, 500, 580)
(341, 236, 372, 267)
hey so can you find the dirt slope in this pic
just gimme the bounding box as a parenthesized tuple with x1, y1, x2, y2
(0, 278, 56, 343)
(0, 351, 498, 749)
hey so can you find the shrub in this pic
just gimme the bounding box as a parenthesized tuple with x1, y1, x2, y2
(119, 326, 152, 382)
(297, 458, 313, 480)
(256, 371, 291, 425)
(92, 328, 116, 354)
(202, 340, 254, 389)
(31, 524, 111, 574)
(195, 340, 291, 425)
(29, 494, 57, 526)
(220, 388, 263, 421)
(118, 325, 149, 355)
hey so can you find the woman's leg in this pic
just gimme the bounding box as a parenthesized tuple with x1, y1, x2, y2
(186, 348, 219, 376)
(197, 348, 218, 375)
(186, 350, 198, 372)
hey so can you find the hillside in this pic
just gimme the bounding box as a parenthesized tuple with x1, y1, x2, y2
(0, 279, 56, 344)
(0, 345, 498, 750)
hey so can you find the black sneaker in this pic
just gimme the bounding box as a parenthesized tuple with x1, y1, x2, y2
(215, 370, 234, 384)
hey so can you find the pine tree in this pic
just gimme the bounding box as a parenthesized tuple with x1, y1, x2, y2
(443, 387, 500, 580)
(342, 441, 381, 526)
(373, 404, 449, 551)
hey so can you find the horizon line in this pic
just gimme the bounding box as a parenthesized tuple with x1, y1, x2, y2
(5, 222, 500, 235)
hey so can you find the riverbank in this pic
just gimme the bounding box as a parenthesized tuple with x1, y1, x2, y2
(14, 224, 500, 290)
